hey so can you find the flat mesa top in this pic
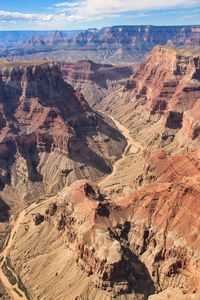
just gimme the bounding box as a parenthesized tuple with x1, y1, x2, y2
(0, 59, 53, 67)
(159, 46, 200, 57)
(180, 49, 200, 56)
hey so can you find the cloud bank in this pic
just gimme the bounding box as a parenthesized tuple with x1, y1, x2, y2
(54, 0, 200, 19)
(0, 0, 199, 27)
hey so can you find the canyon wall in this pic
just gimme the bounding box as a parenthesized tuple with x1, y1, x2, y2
(1, 45, 200, 299)
(60, 60, 133, 107)
(9, 176, 200, 299)
(97, 46, 200, 154)
(0, 60, 126, 212)
(0, 26, 200, 63)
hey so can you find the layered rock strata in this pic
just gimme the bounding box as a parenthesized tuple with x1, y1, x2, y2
(0, 61, 126, 210)
(97, 46, 200, 152)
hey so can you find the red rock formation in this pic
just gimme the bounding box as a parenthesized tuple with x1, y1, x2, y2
(59, 60, 133, 107)
(97, 46, 200, 148)
(119, 148, 200, 293)
(73, 26, 200, 50)
(89, 45, 200, 293)
(37, 174, 200, 297)
(130, 46, 200, 143)
(44, 180, 155, 298)
(182, 101, 200, 139)
(129, 46, 200, 114)
(2, 45, 200, 300)
(0, 61, 126, 207)
(60, 60, 133, 84)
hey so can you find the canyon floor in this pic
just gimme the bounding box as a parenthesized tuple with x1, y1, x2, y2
(97, 111, 144, 193)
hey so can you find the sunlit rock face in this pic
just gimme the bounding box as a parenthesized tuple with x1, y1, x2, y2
(0, 61, 126, 207)
(0, 26, 200, 63)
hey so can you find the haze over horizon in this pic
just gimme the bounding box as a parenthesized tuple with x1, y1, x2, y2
(0, 0, 199, 30)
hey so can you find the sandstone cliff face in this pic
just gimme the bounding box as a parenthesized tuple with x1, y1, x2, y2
(129, 46, 200, 114)
(73, 26, 200, 49)
(49, 181, 154, 298)
(97, 46, 200, 153)
(59, 60, 133, 107)
(9, 181, 154, 300)
(9, 177, 200, 299)
(0, 280, 10, 300)
(0, 61, 126, 209)
(149, 288, 200, 300)
(60, 60, 133, 83)
(122, 148, 200, 294)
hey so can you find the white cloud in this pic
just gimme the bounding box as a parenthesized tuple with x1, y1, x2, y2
(54, 0, 200, 19)
(0, 10, 82, 24)
(0, 0, 199, 27)
(0, 11, 55, 22)
(54, 1, 81, 8)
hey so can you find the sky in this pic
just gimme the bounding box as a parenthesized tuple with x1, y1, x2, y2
(0, 0, 199, 30)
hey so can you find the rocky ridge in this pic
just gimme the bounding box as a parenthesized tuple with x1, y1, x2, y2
(97, 46, 200, 153)
(1, 26, 200, 63)
(8, 181, 154, 299)
(0, 60, 126, 212)
(60, 60, 134, 107)
(8, 177, 200, 299)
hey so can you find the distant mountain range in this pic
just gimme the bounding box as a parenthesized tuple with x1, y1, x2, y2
(0, 30, 81, 45)
(0, 25, 200, 63)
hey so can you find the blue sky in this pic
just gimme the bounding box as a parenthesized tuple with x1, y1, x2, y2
(0, 0, 199, 30)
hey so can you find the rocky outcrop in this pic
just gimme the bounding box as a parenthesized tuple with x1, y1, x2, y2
(10, 180, 155, 299)
(0, 60, 126, 210)
(131, 46, 200, 143)
(33, 213, 44, 225)
(96, 46, 200, 152)
(60, 60, 133, 107)
(182, 101, 200, 139)
(45, 202, 57, 216)
(73, 26, 200, 50)
(123, 148, 200, 293)
(128, 46, 200, 114)
(149, 288, 200, 300)
(60, 60, 133, 83)
(9, 178, 200, 299)
(2, 45, 200, 300)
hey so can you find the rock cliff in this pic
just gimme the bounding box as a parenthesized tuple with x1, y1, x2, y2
(129, 46, 200, 114)
(9, 177, 200, 299)
(97, 46, 200, 152)
(1, 46, 200, 299)
(1, 26, 200, 63)
(0, 60, 126, 210)
(60, 60, 133, 107)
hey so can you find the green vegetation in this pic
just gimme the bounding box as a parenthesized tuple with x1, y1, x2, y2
(18, 275, 31, 300)
(2, 256, 31, 299)
(13, 287, 23, 297)
(5, 256, 15, 273)
(2, 261, 17, 286)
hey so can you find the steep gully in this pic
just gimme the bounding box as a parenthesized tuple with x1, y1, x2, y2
(97, 111, 143, 185)
(0, 195, 53, 299)
(0, 201, 37, 299)
(0, 111, 143, 299)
